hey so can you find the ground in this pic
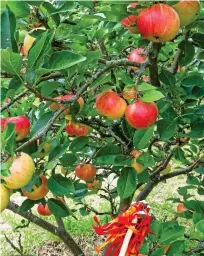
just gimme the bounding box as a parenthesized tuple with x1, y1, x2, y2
(0, 175, 191, 256)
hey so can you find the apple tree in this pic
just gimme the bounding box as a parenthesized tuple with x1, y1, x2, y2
(0, 1, 204, 256)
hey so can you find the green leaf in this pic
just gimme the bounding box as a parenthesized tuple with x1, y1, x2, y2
(157, 119, 177, 140)
(47, 174, 75, 196)
(69, 136, 89, 152)
(182, 73, 204, 88)
(150, 248, 164, 256)
(195, 220, 204, 233)
(60, 153, 78, 167)
(133, 126, 154, 149)
(159, 224, 185, 244)
(195, 167, 204, 174)
(167, 240, 184, 256)
(18, 199, 35, 213)
(192, 33, 204, 48)
(136, 152, 155, 167)
(48, 144, 69, 162)
(149, 220, 162, 242)
(1, 48, 22, 76)
(39, 81, 62, 96)
(0, 6, 18, 52)
(28, 30, 54, 70)
(36, 51, 86, 76)
(159, 69, 176, 86)
(7, 1, 30, 18)
(95, 144, 121, 158)
(79, 1, 94, 8)
(31, 112, 54, 136)
(48, 198, 70, 217)
(74, 181, 88, 199)
(178, 41, 195, 67)
(1, 88, 7, 101)
(117, 167, 137, 199)
(138, 83, 156, 92)
(141, 90, 165, 102)
(174, 148, 189, 164)
(55, 1, 75, 13)
(8, 77, 23, 90)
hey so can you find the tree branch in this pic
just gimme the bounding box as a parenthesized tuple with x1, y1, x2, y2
(148, 42, 162, 87)
(169, 48, 182, 74)
(1, 91, 28, 112)
(16, 105, 67, 152)
(7, 201, 85, 256)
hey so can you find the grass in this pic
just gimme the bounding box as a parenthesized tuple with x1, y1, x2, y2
(0, 175, 198, 256)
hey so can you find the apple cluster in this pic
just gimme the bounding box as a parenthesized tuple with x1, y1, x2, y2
(121, 1, 200, 42)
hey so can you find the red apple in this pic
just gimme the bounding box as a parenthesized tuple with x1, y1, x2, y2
(137, 3, 180, 42)
(49, 94, 84, 114)
(22, 174, 49, 200)
(96, 91, 127, 120)
(65, 122, 91, 137)
(37, 203, 52, 216)
(177, 202, 188, 214)
(121, 15, 139, 34)
(75, 164, 96, 181)
(172, 0, 200, 27)
(128, 48, 147, 70)
(0, 116, 30, 141)
(125, 99, 158, 129)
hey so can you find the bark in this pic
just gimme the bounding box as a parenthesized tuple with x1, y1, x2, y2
(7, 202, 85, 256)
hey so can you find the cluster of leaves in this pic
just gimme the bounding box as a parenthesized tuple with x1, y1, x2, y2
(1, 1, 204, 255)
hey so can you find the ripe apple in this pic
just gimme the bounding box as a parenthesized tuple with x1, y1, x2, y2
(65, 122, 91, 137)
(96, 91, 127, 120)
(37, 203, 52, 216)
(122, 85, 137, 100)
(121, 15, 139, 34)
(131, 150, 145, 174)
(75, 164, 96, 181)
(177, 202, 188, 213)
(137, 3, 180, 42)
(0, 184, 10, 212)
(49, 94, 84, 114)
(21, 34, 36, 56)
(128, 48, 147, 70)
(125, 99, 158, 129)
(2, 153, 35, 189)
(86, 179, 102, 192)
(22, 174, 49, 200)
(172, 0, 200, 27)
(0, 116, 30, 141)
(36, 142, 51, 158)
(160, 164, 171, 175)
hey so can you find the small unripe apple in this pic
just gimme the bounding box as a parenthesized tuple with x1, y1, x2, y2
(0, 116, 30, 141)
(22, 174, 49, 200)
(0, 184, 10, 212)
(65, 122, 91, 137)
(21, 34, 36, 56)
(121, 15, 139, 34)
(122, 85, 137, 100)
(2, 153, 35, 189)
(125, 99, 158, 129)
(137, 4, 180, 42)
(172, 0, 200, 27)
(49, 94, 84, 114)
(128, 48, 147, 70)
(37, 203, 52, 216)
(142, 75, 149, 82)
(131, 150, 145, 174)
(75, 164, 96, 181)
(96, 91, 127, 120)
(177, 202, 188, 213)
